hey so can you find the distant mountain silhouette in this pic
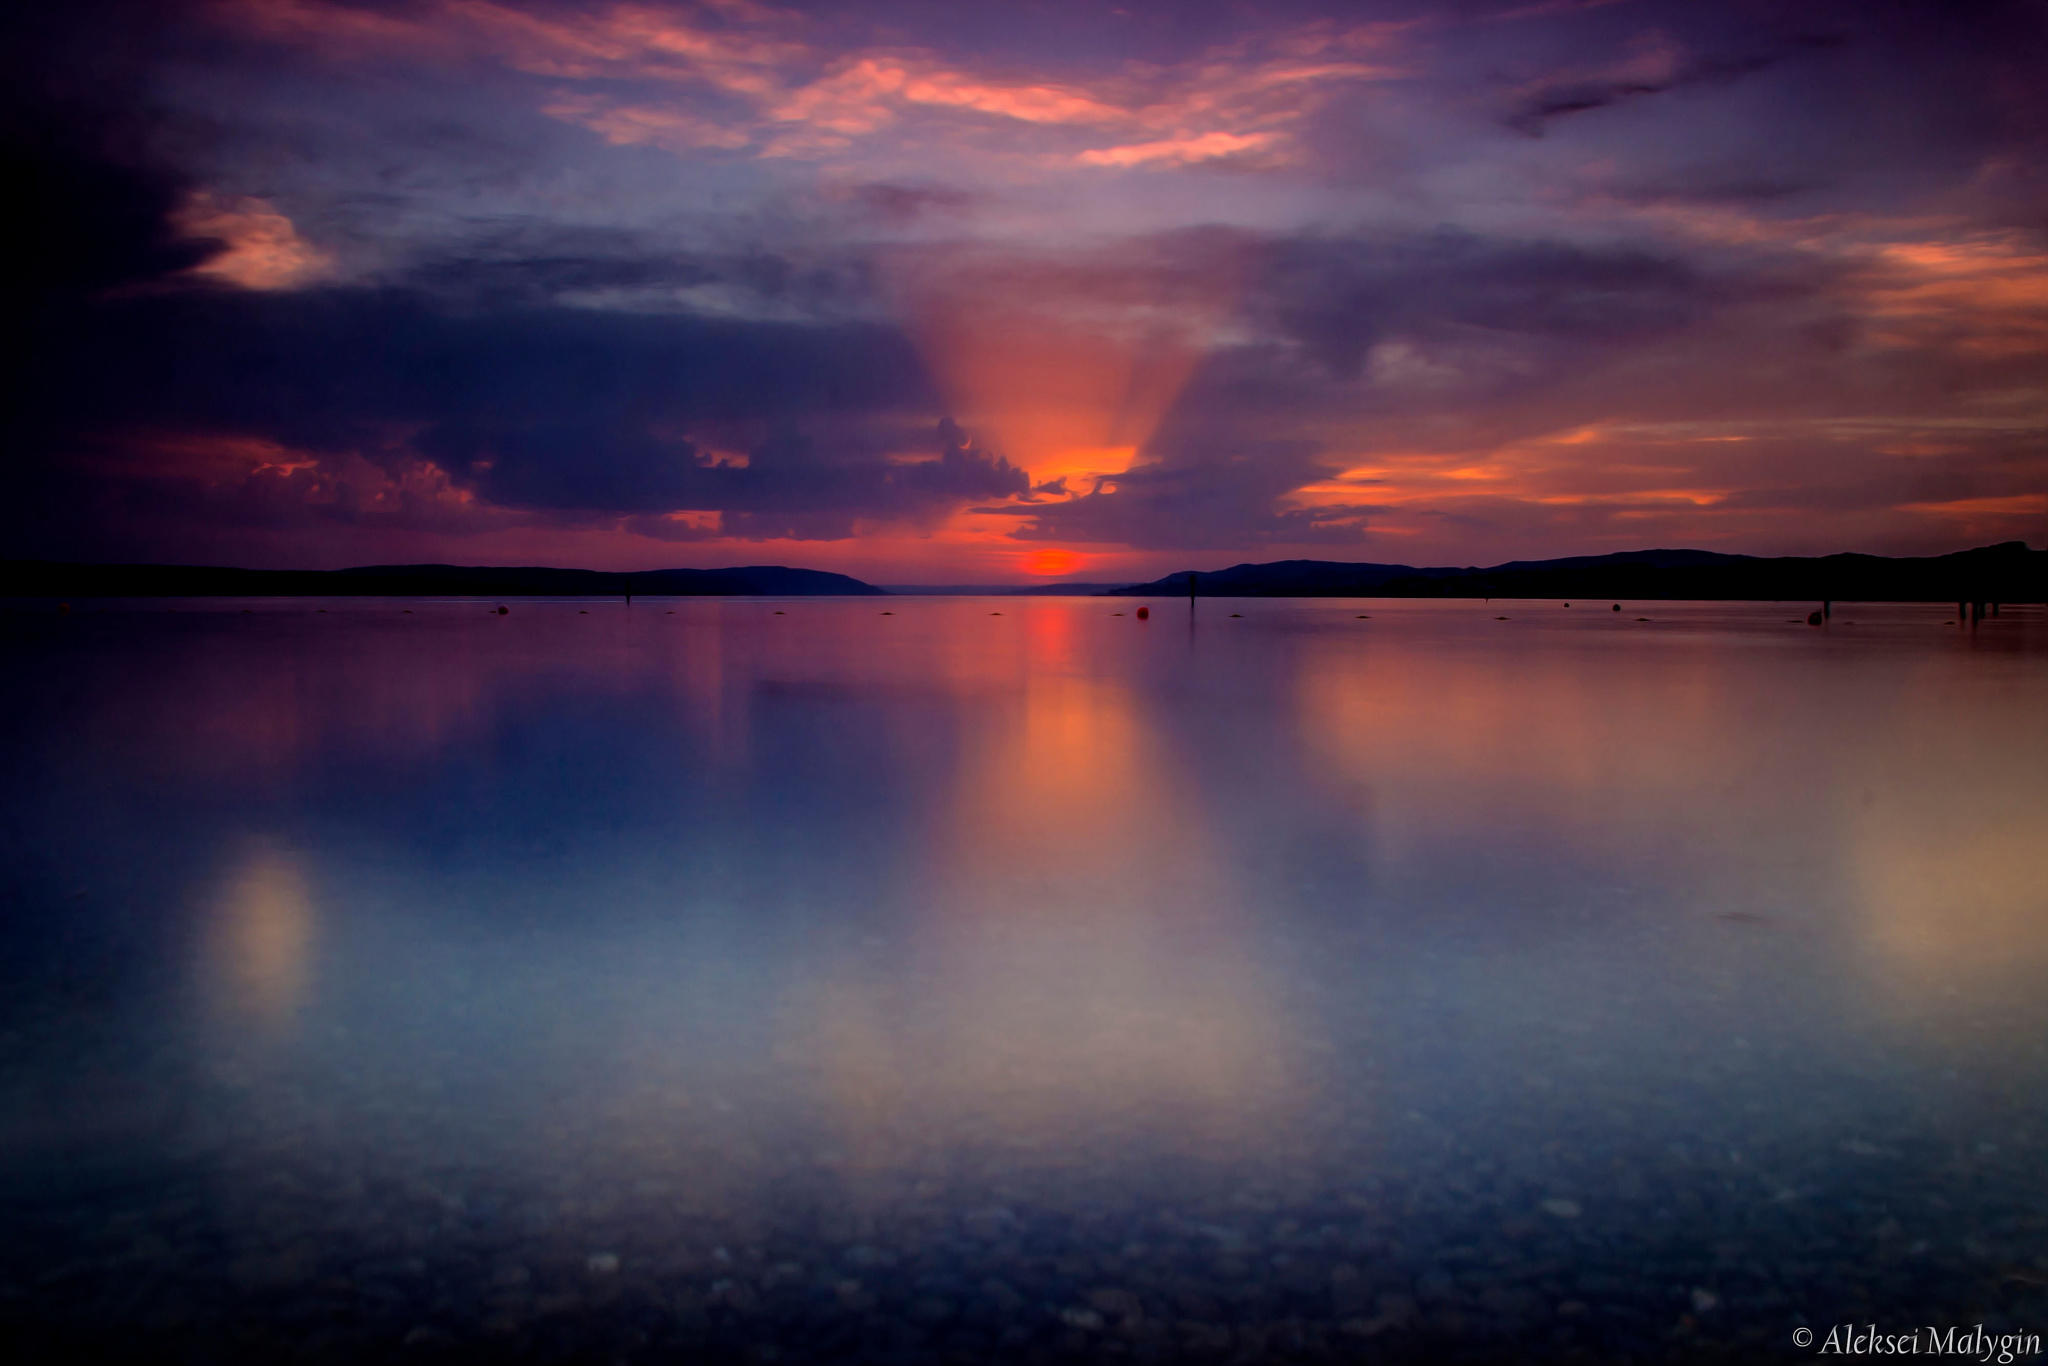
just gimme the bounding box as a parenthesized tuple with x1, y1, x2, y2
(1109, 542, 2045, 601)
(0, 561, 884, 597)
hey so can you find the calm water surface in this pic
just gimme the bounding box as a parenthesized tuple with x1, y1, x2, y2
(3, 596, 2046, 1363)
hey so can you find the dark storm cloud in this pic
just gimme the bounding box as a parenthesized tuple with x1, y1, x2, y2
(986, 433, 1378, 550)
(37, 283, 929, 446)
(0, 3, 218, 317)
(969, 226, 1716, 552)
(393, 233, 883, 315)
(396, 243, 721, 307)
(988, 202, 2024, 555)
(422, 417, 1024, 540)
(1249, 229, 1721, 380)
(1600, 174, 1813, 207)
(1126, 221, 1815, 443)
(3, 124, 213, 314)
(711, 424, 1027, 540)
(5, 264, 1032, 552)
(1503, 48, 1794, 137)
(0, 0, 1017, 553)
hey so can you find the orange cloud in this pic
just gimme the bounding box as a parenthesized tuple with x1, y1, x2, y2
(176, 192, 330, 290)
(1861, 232, 2048, 356)
(895, 66, 1124, 125)
(215, 0, 1409, 173)
(1076, 130, 1277, 168)
(130, 430, 492, 525)
(1587, 183, 2048, 362)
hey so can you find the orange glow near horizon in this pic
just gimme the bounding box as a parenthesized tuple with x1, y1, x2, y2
(1023, 547, 1082, 576)
(886, 242, 1248, 493)
(900, 293, 1188, 479)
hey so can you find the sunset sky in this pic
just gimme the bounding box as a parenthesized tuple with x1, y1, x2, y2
(7, 0, 2046, 583)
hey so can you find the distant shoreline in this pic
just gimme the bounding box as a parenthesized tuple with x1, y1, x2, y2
(1106, 541, 2044, 603)
(0, 562, 884, 598)
(4, 541, 2041, 603)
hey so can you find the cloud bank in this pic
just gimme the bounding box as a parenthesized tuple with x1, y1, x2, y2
(3, 0, 2044, 577)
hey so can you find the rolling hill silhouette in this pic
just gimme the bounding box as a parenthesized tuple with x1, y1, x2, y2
(0, 562, 884, 597)
(1108, 543, 2044, 602)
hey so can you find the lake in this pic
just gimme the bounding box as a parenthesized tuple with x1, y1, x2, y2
(3, 596, 2046, 1363)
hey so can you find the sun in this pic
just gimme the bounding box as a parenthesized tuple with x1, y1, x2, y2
(1024, 548, 1083, 577)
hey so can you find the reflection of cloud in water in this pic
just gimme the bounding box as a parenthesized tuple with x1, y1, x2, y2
(1295, 630, 1753, 859)
(202, 840, 317, 1033)
(1296, 617, 2048, 1036)
(1843, 677, 2048, 1015)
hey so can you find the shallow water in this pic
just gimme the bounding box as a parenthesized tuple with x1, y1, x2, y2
(3, 596, 2046, 1363)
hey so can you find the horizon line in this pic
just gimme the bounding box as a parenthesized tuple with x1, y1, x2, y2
(3, 537, 2034, 592)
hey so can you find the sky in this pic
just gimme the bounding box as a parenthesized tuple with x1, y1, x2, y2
(4, 0, 2045, 583)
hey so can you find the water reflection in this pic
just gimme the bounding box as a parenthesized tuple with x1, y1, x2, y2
(1, 598, 2045, 1362)
(1838, 666, 2048, 1025)
(199, 839, 317, 1033)
(922, 619, 1299, 1154)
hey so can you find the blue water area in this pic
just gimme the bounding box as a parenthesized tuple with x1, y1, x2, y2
(2, 596, 2046, 1363)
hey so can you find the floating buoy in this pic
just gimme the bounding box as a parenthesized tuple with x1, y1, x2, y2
(1611, 604, 1620, 612)
(496, 606, 509, 615)
(1135, 606, 1149, 620)
(1807, 609, 1824, 625)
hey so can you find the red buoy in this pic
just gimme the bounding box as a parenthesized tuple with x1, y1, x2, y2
(1135, 605, 1150, 620)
